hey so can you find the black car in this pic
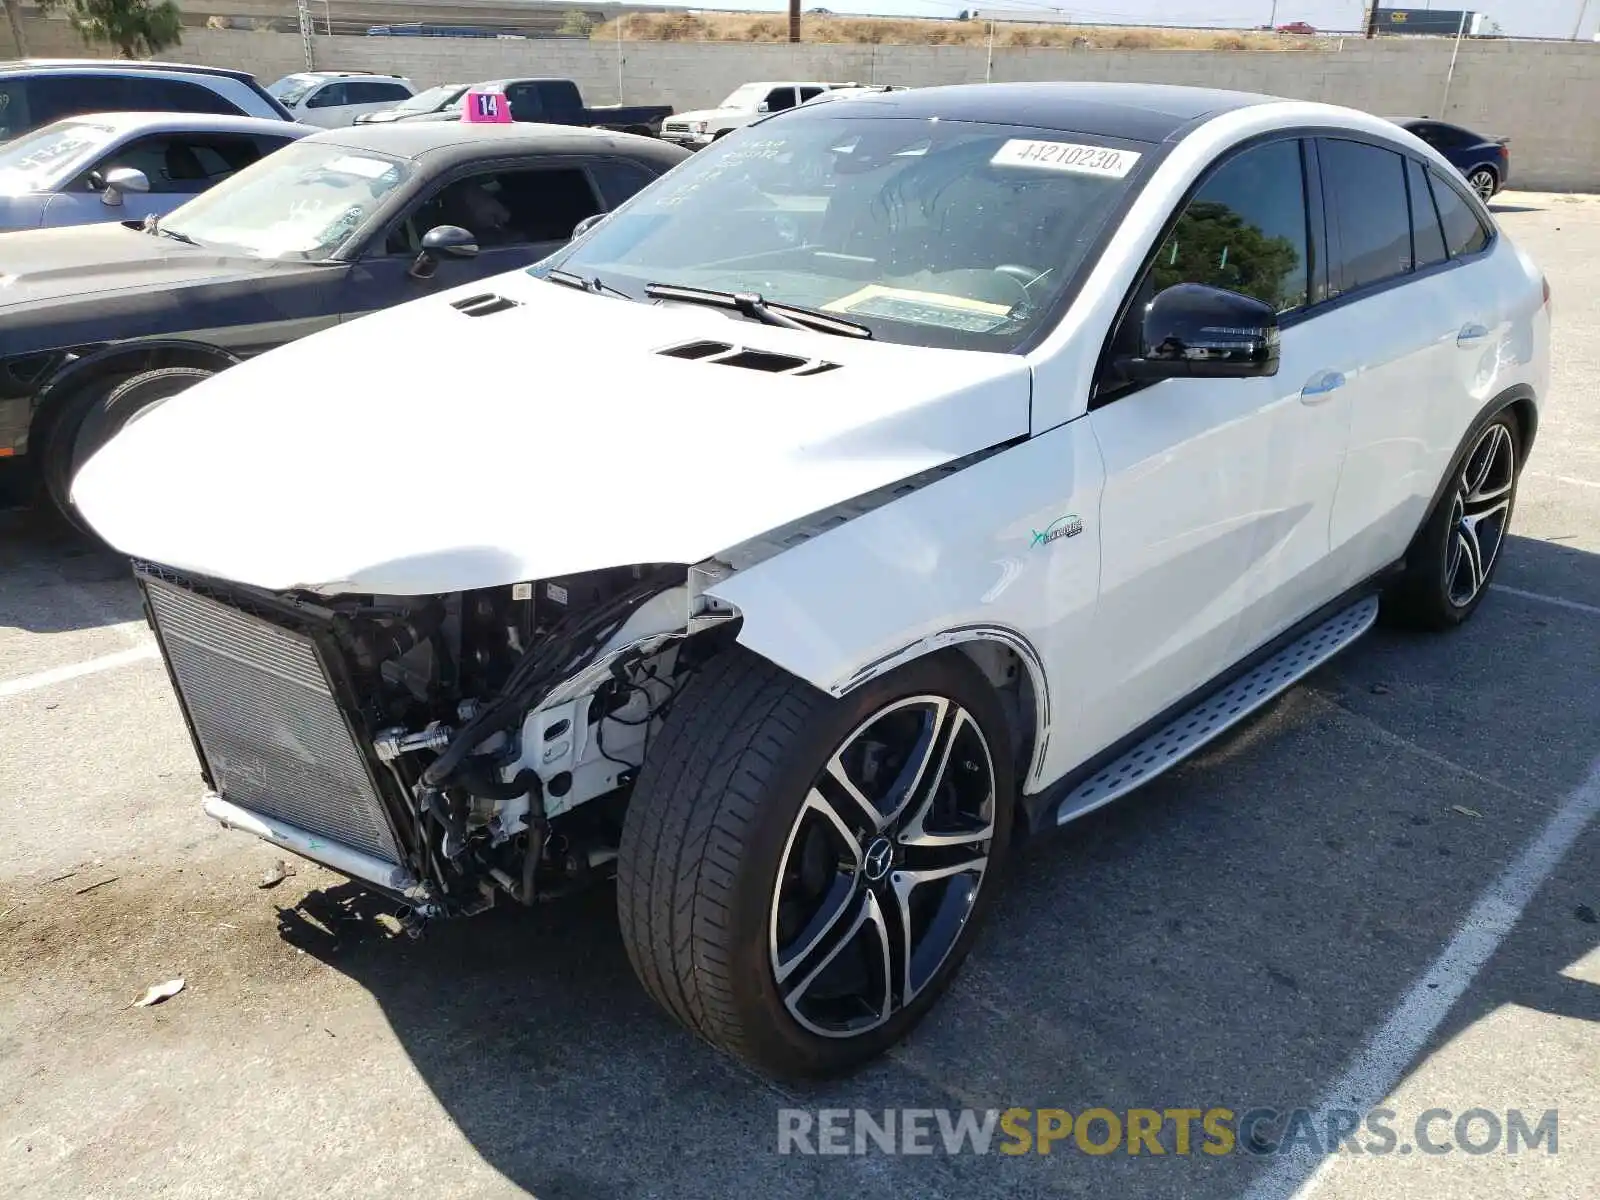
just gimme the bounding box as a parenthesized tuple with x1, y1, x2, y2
(399, 78, 674, 137)
(1399, 117, 1510, 202)
(0, 122, 687, 516)
(0, 59, 293, 141)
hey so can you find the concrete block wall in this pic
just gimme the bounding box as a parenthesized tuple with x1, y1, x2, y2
(4, 12, 1598, 190)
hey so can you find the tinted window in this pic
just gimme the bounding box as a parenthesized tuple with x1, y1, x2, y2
(348, 81, 411, 104)
(506, 84, 543, 119)
(588, 158, 658, 208)
(1322, 139, 1412, 293)
(798, 86, 826, 102)
(1429, 169, 1490, 257)
(125, 77, 242, 116)
(1151, 138, 1310, 313)
(0, 79, 33, 139)
(1430, 123, 1477, 150)
(305, 83, 347, 109)
(24, 75, 129, 127)
(763, 88, 797, 112)
(1407, 158, 1448, 269)
(397, 167, 602, 251)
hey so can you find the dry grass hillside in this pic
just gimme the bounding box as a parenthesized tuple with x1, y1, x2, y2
(590, 12, 1332, 50)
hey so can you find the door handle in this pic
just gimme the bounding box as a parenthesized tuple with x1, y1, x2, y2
(1457, 323, 1490, 347)
(1300, 370, 1345, 404)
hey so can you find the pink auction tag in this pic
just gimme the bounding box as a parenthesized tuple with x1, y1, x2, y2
(462, 86, 512, 124)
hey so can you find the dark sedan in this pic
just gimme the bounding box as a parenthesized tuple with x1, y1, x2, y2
(1400, 117, 1510, 202)
(0, 121, 687, 517)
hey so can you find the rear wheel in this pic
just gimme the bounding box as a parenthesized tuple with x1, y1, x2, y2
(1468, 166, 1498, 203)
(617, 646, 1013, 1078)
(1384, 413, 1520, 629)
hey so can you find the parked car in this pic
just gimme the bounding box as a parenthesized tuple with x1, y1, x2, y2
(1398, 117, 1510, 202)
(800, 84, 912, 106)
(267, 71, 416, 127)
(0, 59, 293, 142)
(401, 78, 672, 137)
(662, 80, 863, 147)
(72, 82, 1547, 1081)
(0, 112, 314, 232)
(1, 122, 687, 516)
(1277, 21, 1317, 34)
(354, 82, 470, 125)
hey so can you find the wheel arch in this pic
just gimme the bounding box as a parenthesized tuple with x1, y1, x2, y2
(817, 625, 1051, 805)
(1410, 384, 1536, 559)
(28, 339, 240, 447)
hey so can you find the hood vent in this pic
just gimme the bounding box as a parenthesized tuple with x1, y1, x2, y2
(451, 293, 520, 317)
(656, 340, 840, 377)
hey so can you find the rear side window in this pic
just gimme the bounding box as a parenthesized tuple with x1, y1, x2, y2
(1429, 169, 1490, 257)
(348, 81, 411, 104)
(125, 77, 243, 116)
(763, 87, 797, 112)
(0, 79, 31, 139)
(1322, 139, 1412, 294)
(24, 75, 129, 127)
(1407, 158, 1448, 269)
(1150, 137, 1310, 313)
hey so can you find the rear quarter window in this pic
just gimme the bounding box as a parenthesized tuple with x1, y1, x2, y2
(1429, 168, 1491, 257)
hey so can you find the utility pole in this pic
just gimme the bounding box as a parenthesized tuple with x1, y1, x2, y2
(2, 0, 28, 57)
(1573, 0, 1593, 40)
(789, 0, 800, 43)
(1364, 3, 1379, 38)
(1269, 1, 1278, 29)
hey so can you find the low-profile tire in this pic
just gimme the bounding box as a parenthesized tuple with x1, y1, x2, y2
(40, 366, 212, 525)
(618, 645, 1014, 1079)
(1384, 411, 1521, 630)
(1468, 166, 1498, 203)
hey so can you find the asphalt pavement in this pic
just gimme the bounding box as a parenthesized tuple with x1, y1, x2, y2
(1, 193, 1596, 1200)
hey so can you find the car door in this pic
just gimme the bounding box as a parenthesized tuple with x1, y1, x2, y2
(339, 160, 610, 319)
(346, 81, 412, 124)
(1317, 136, 1476, 589)
(1076, 135, 1351, 759)
(300, 82, 350, 128)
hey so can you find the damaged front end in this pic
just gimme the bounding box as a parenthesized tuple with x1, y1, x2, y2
(136, 559, 736, 917)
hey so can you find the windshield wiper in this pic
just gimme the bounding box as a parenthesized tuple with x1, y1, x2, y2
(546, 268, 630, 299)
(643, 282, 872, 340)
(155, 227, 200, 247)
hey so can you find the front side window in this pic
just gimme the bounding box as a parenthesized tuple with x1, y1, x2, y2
(350, 81, 411, 104)
(394, 167, 601, 252)
(545, 115, 1151, 351)
(306, 83, 348, 110)
(1322, 139, 1413, 294)
(1150, 138, 1310, 313)
(89, 133, 268, 194)
(268, 74, 322, 106)
(159, 140, 412, 259)
(1429, 169, 1490, 257)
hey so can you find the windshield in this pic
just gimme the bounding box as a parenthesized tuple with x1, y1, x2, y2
(0, 120, 117, 193)
(160, 141, 412, 260)
(544, 114, 1149, 352)
(396, 84, 464, 113)
(269, 74, 323, 106)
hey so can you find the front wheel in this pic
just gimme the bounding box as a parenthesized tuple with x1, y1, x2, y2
(1384, 413, 1520, 629)
(618, 646, 1013, 1078)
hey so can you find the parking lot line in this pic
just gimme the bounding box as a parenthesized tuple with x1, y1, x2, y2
(0, 643, 159, 699)
(1243, 754, 1600, 1200)
(1530, 471, 1600, 491)
(1489, 583, 1600, 618)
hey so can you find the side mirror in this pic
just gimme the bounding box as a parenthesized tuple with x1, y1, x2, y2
(571, 212, 607, 239)
(756, 101, 771, 113)
(409, 224, 479, 279)
(1116, 283, 1280, 382)
(100, 167, 150, 207)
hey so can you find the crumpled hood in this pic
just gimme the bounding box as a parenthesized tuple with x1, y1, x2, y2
(73, 268, 1032, 594)
(0, 223, 254, 312)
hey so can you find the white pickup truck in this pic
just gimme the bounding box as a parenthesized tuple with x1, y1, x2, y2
(661, 80, 865, 148)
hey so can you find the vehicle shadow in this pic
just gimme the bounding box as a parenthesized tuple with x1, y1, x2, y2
(0, 483, 142, 634)
(276, 532, 1600, 1199)
(1490, 203, 1544, 214)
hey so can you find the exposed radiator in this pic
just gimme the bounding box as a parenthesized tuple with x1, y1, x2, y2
(141, 573, 402, 866)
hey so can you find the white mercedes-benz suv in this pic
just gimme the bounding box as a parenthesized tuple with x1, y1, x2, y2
(73, 83, 1549, 1079)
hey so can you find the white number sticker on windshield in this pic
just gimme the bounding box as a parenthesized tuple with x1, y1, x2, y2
(991, 139, 1141, 178)
(323, 155, 395, 180)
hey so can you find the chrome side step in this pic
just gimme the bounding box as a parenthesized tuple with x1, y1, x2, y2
(1055, 595, 1381, 826)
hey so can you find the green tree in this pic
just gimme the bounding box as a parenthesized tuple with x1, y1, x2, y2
(41, 0, 183, 58)
(557, 10, 594, 36)
(1152, 200, 1304, 311)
